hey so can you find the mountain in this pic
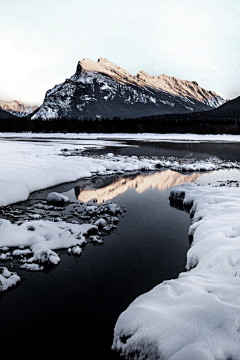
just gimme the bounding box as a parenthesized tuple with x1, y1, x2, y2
(0, 100, 38, 117)
(32, 58, 225, 120)
(0, 107, 18, 120)
(204, 95, 240, 118)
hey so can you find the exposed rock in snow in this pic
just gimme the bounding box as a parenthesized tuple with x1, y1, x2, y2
(32, 58, 225, 120)
(112, 183, 240, 359)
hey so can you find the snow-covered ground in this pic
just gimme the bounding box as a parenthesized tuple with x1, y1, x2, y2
(112, 183, 240, 359)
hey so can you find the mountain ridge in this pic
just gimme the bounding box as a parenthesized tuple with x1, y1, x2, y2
(0, 100, 38, 117)
(32, 57, 225, 120)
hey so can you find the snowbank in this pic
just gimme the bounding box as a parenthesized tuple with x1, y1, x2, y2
(112, 183, 240, 359)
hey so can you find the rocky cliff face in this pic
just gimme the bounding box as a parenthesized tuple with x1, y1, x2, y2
(32, 58, 225, 120)
(0, 100, 38, 117)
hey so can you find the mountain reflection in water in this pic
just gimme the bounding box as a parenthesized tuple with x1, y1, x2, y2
(75, 170, 202, 203)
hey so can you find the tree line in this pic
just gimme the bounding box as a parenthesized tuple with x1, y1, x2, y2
(1, 112, 240, 134)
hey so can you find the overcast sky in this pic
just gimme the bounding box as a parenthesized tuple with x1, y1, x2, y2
(0, 0, 239, 105)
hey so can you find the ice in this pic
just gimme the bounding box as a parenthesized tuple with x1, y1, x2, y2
(112, 184, 240, 359)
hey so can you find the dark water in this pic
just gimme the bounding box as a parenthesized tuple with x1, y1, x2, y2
(0, 174, 191, 358)
(86, 140, 240, 162)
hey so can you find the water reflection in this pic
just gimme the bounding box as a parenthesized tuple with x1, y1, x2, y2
(75, 170, 202, 203)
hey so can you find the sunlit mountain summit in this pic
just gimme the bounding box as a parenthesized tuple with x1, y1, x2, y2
(32, 58, 225, 120)
(0, 100, 38, 117)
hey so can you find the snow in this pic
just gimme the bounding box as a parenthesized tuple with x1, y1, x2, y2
(104, 203, 120, 214)
(112, 183, 240, 359)
(67, 246, 82, 255)
(89, 235, 103, 244)
(47, 192, 70, 203)
(0, 267, 20, 291)
(20, 263, 44, 271)
(2, 132, 240, 143)
(0, 217, 96, 267)
(0, 136, 132, 207)
(94, 218, 107, 227)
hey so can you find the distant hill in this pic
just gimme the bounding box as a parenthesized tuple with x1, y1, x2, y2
(32, 57, 225, 120)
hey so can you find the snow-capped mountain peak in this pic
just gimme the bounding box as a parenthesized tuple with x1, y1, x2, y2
(32, 57, 226, 121)
(0, 100, 38, 117)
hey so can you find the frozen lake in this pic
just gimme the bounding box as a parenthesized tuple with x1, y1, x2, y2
(85, 139, 240, 162)
(0, 170, 192, 357)
(1, 133, 240, 358)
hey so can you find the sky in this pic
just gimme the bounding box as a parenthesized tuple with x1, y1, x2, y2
(0, 0, 240, 106)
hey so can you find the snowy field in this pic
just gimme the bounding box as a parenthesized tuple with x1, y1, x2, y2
(1, 133, 240, 359)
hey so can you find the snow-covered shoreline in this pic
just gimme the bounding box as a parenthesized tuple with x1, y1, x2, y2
(112, 183, 240, 359)
(0, 134, 240, 208)
(2, 132, 240, 142)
